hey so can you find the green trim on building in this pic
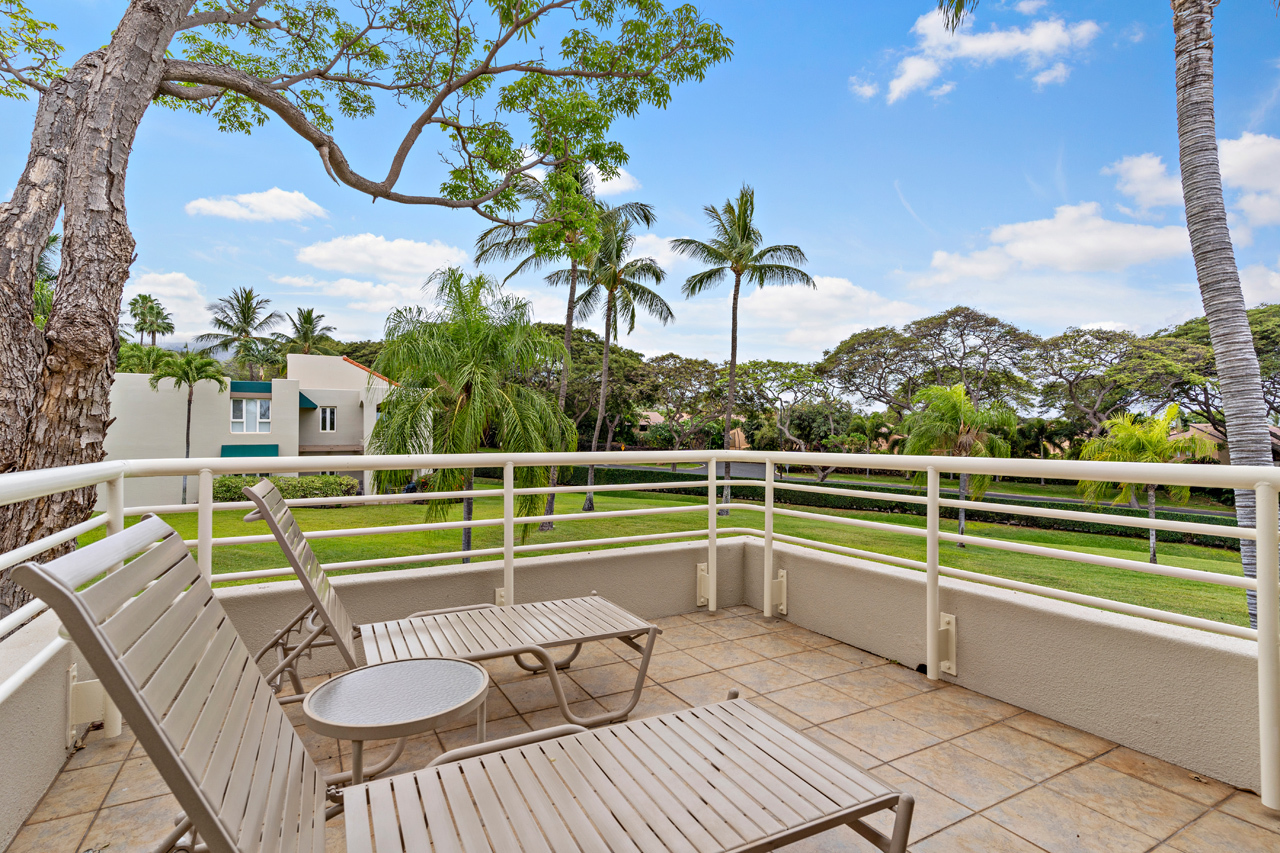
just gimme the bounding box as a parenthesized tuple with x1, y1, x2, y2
(229, 380, 272, 393)
(298, 392, 318, 409)
(221, 444, 279, 457)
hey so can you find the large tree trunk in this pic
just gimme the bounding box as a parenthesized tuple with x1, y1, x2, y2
(720, 272, 742, 515)
(583, 293, 613, 512)
(0, 1, 188, 617)
(541, 256, 578, 531)
(1173, 0, 1272, 626)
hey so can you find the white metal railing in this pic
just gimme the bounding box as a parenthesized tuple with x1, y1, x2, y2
(0, 449, 1276, 806)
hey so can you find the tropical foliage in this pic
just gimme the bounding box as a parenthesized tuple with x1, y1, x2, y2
(275, 308, 339, 356)
(148, 351, 228, 504)
(195, 287, 283, 380)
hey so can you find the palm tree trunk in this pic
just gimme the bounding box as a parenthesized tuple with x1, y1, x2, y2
(583, 293, 613, 512)
(181, 385, 193, 504)
(957, 472, 968, 546)
(150, 330, 156, 346)
(1148, 483, 1158, 564)
(461, 469, 473, 563)
(541, 256, 579, 531)
(721, 273, 742, 516)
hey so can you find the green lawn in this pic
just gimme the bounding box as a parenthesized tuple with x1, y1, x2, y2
(82, 481, 1251, 628)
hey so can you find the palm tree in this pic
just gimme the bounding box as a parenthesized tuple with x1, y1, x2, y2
(902, 384, 1016, 544)
(1014, 418, 1069, 486)
(1079, 405, 1215, 564)
(554, 213, 672, 510)
(118, 343, 176, 374)
(127, 294, 159, 344)
(276, 308, 339, 355)
(149, 352, 228, 504)
(476, 169, 656, 527)
(133, 299, 175, 346)
(671, 185, 813, 511)
(368, 268, 576, 560)
(196, 286, 283, 380)
(34, 233, 58, 330)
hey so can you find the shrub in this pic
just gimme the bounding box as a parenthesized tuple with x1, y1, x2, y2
(213, 474, 360, 503)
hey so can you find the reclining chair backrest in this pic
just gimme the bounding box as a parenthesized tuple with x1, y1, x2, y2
(13, 515, 328, 853)
(242, 480, 359, 668)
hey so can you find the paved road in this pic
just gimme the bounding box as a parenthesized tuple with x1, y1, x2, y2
(599, 462, 1237, 520)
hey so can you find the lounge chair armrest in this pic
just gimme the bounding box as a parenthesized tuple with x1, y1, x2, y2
(243, 508, 265, 522)
(409, 603, 498, 618)
(427, 725, 588, 767)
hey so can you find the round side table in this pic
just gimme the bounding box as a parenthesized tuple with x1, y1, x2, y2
(302, 657, 490, 785)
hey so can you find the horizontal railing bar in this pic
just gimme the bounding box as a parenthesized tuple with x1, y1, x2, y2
(771, 480, 930, 505)
(190, 516, 506, 547)
(770, 531, 928, 573)
(512, 480, 710, 496)
(0, 513, 109, 574)
(937, 530, 1256, 590)
(938, 497, 1251, 539)
(770, 505, 929, 538)
(513, 504, 707, 527)
(512, 529, 713, 553)
(210, 546, 512, 582)
(125, 490, 503, 517)
(0, 598, 50, 643)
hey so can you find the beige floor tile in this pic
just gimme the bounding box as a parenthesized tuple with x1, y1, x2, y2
(704, 617, 772, 641)
(563, 641, 624, 669)
(776, 650, 859, 680)
(824, 645, 889, 668)
(635, 650, 713, 683)
(652, 614, 694, 628)
(880, 688, 1009, 739)
(104, 757, 171, 807)
(1166, 809, 1280, 853)
(612, 636, 677, 659)
(749, 696, 814, 730)
(741, 613, 791, 632)
(765, 682, 867, 725)
(568, 661, 649, 696)
(294, 723, 343, 760)
(498, 672, 590, 713)
(339, 735, 400, 757)
(1095, 747, 1234, 806)
(722, 660, 812, 693)
(6, 813, 93, 853)
(664, 672, 755, 706)
(1218, 790, 1280, 834)
(938, 685, 1021, 719)
(875, 664, 943, 692)
(821, 710, 940, 763)
(28, 761, 121, 823)
(679, 608, 733, 623)
(1003, 712, 1114, 758)
(724, 605, 760, 616)
(685, 641, 766, 669)
(891, 742, 1033, 811)
(522, 698, 608, 730)
(821, 668, 922, 707)
(659, 624, 725, 649)
(911, 815, 1047, 853)
(598, 685, 690, 720)
(986, 786, 1156, 853)
(862, 764, 972, 845)
(80, 793, 183, 853)
(325, 812, 346, 853)
(953, 723, 1085, 782)
(800, 725, 882, 770)
(1044, 761, 1207, 839)
(482, 654, 535, 684)
(775, 626, 840, 648)
(66, 726, 136, 771)
(735, 633, 813, 659)
(439, 715, 530, 751)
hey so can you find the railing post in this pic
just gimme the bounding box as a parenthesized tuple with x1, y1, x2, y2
(503, 461, 515, 607)
(102, 473, 125, 737)
(197, 468, 213, 584)
(764, 458, 775, 617)
(706, 455, 718, 612)
(1256, 481, 1280, 809)
(926, 466, 941, 680)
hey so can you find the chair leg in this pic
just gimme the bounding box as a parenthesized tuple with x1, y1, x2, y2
(887, 794, 915, 853)
(532, 628, 658, 727)
(514, 643, 582, 673)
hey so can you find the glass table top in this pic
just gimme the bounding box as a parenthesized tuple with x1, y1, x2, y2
(307, 658, 488, 729)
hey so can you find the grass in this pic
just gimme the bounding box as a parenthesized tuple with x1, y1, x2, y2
(82, 479, 1252, 628)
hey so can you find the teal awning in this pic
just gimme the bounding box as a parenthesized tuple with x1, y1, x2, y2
(298, 392, 318, 409)
(221, 444, 279, 458)
(230, 381, 272, 393)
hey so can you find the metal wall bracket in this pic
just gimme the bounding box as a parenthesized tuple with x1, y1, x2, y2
(67, 665, 107, 748)
(494, 587, 507, 606)
(696, 562, 710, 607)
(769, 570, 788, 616)
(938, 613, 957, 676)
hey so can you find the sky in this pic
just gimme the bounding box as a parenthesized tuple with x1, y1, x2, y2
(7, 1, 1280, 364)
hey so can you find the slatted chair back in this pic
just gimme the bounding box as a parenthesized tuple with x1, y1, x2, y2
(13, 516, 329, 853)
(242, 480, 359, 668)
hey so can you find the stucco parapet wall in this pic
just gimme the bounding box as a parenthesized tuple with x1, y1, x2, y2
(741, 538, 1261, 791)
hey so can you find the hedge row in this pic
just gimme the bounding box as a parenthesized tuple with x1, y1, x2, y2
(213, 474, 360, 503)
(474, 465, 1241, 550)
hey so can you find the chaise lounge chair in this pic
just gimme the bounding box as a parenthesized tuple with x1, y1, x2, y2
(14, 516, 915, 853)
(243, 479, 660, 728)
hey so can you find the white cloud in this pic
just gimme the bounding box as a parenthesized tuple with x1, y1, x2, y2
(739, 277, 920, 350)
(274, 275, 426, 315)
(585, 164, 642, 197)
(122, 271, 211, 338)
(184, 187, 327, 222)
(886, 11, 1099, 103)
(1033, 61, 1070, 88)
(1082, 320, 1135, 332)
(1015, 0, 1048, 13)
(848, 76, 879, 99)
(930, 81, 957, 98)
(1102, 153, 1183, 215)
(1241, 262, 1280, 304)
(296, 234, 469, 285)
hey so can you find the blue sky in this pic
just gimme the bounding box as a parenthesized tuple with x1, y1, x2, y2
(7, 1, 1280, 363)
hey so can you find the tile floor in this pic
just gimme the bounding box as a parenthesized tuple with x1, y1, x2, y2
(7, 605, 1279, 853)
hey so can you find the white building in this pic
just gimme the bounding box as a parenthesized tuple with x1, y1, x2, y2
(102, 353, 390, 506)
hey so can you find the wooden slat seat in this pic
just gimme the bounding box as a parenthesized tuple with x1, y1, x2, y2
(243, 480, 661, 727)
(344, 699, 915, 853)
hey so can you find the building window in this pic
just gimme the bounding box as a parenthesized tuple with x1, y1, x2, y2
(320, 406, 337, 432)
(231, 398, 272, 433)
